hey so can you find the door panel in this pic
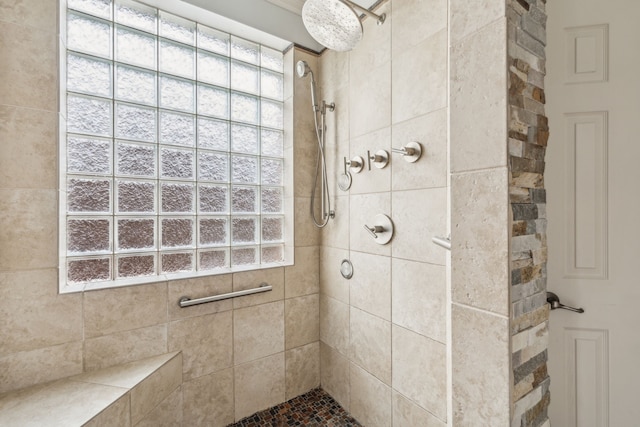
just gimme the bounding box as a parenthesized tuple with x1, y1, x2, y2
(546, 0, 640, 425)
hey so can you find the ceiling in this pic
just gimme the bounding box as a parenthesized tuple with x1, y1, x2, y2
(180, 0, 380, 53)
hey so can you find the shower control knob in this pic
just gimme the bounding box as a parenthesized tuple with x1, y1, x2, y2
(367, 150, 389, 170)
(345, 156, 364, 174)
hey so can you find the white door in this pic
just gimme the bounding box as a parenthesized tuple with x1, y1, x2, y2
(546, 1, 640, 426)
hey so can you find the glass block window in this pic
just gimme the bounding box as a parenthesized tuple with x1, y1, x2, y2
(62, 0, 287, 291)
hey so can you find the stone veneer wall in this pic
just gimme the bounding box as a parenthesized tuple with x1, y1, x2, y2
(507, 0, 551, 426)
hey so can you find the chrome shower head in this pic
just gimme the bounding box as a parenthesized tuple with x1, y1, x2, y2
(296, 60, 312, 78)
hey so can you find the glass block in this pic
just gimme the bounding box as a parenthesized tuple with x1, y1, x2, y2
(160, 40, 195, 79)
(261, 46, 284, 72)
(231, 61, 259, 94)
(67, 136, 111, 175)
(162, 252, 193, 273)
(261, 70, 283, 100)
(68, 219, 110, 253)
(198, 152, 228, 182)
(231, 156, 258, 184)
(197, 118, 228, 151)
(116, 64, 156, 105)
(117, 180, 155, 212)
(67, 12, 111, 59)
(68, 0, 111, 19)
(159, 11, 195, 45)
(262, 217, 283, 242)
(161, 182, 194, 213)
(261, 158, 283, 185)
(262, 245, 284, 263)
(232, 186, 258, 213)
(161, 218, 194, 247)
(115, 0, 156, 33)
(161, 147, 194, 179)
(199, 185, 228, 213)
(199, 218, 228, 246)
(68, 178, 111, 212)
(197, 52, 229, 87)
(116, 142, 156, 176)
(231, 37, 259, 64)
(115, 103, 156, 142)
(261, 100, 284, 129)
(232, 247, 256, 266)
(160, 111, 195, 146)
(198, 26, 229, 55)
(67, 95, 112, 137)
(231, 124, 258, 154)
(67, 53, 111, 97)
(197, 84, 228, 118)
(117, 218, 154, 250)
(231, 93, 258, 124)
(232, 217, 257, 244)
(261, 187, 282, 213)
(261, 129, 284, 157)
(161, 76, 195, 112)
(68, 257, 111, 283)
(116, 26, 156, 69)
(199, 249, 228, 270)
(117, 254, 155, 277)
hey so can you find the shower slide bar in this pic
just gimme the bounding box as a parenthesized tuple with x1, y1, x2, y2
(179, 282, 272, 308)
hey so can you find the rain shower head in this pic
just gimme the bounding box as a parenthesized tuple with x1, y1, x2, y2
(301, 0, 386, 52)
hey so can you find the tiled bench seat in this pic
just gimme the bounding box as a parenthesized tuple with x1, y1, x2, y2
(0, 352, 182, 426)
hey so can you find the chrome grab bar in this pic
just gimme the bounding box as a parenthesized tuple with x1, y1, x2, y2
(432, 235, 451, 250)
(179, 282, 272, 308)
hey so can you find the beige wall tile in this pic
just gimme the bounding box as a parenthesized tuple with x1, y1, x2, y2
(391, 188, 447, 265)
(84, 394, 131, 427)
(130, 354, 182, 425)
(84, 283, 168, 338)
(451, 168, 510, 315)
(168, 274, 232, 320)
(134, 386, 182, 427)
(234, 301, 284, 365)
(0, 106, 57, 189)
(392, 392, 446, 427)
(320, 196, 349, 250)
(319, 48, 349, 93)
(285, 341, 320, 400)
(349, 251, 391, 320)
(168, 311, 232, 381)
(392, 259, 446, 343)
(0, 23, 57, 111)
(285, 246, 319, 298)
(319, 342, 350, 411)
(0, 269, 82, 357)
(349, 127, 391, 195)
(320, 246, 350, 304)
(450, 20, 508, 172)
(392, 0, 447, 54)
(350, 363, 392, 427)
(0, 341, 83, 394)
(319, 295, 349, 356)
(450, 0, 506, 43)
(392, 325, 446, 419)
(452, 304, 510, 426)
(0, 189, 57, 270)
(0, 0, 58, 30)
(234, 353, 285, 421)
(349, 2, 391, 73)
(349, 307, 391, 385)
(84, 325, 167, 372)
(349, 62, 391, 138)
(232, 266, 284, 309)
(392, 30, 447, 124)
(349, 192, 391, 256)
(295, 197, 321, 247)
(391, 108, 447, 191)
(182, 368, 234, 427)
(285, 294, 319, 350)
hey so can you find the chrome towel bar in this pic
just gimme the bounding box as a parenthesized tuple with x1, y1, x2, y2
(179, 282, 272, 308)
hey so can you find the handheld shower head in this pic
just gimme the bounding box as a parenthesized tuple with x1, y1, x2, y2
(296, 60, 312, 78)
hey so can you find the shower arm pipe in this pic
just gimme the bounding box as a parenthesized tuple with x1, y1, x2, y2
(341, 0, 386, 24)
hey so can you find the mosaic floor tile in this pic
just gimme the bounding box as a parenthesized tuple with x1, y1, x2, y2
(228, 388, 362, 427)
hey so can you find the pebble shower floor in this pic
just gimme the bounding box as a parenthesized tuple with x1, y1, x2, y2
(228, 388, 362, 426)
